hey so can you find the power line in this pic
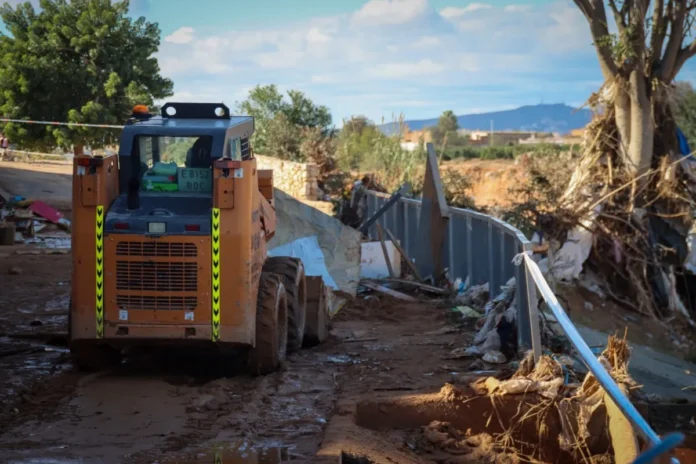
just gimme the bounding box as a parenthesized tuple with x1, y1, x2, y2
(0, 118, 124, 129)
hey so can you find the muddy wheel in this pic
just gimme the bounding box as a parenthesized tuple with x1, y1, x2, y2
(262, 257, 307, 353)
(249, 272, 288, 376)
(70, 344, 122, 372)
(303, 277, 330, 347)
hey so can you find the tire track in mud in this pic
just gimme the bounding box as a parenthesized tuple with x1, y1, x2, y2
(130, 347, 343, 463)
(1, 343, 346, 463)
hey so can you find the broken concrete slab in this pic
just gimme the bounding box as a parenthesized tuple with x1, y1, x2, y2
(268, 189, 361, 297)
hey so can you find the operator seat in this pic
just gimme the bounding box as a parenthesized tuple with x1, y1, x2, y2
(186, 136, 212, 168)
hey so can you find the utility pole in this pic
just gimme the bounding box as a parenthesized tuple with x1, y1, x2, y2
(490, 119, 494, 147)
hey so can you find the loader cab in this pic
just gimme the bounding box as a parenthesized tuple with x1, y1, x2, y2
(107, 103, 254, 235)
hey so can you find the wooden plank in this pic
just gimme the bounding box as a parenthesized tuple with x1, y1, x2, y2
(374, 278, 449, 295)
(383, 226, 423, 283)
(360, 280, 417, 302)
(375, 223, 396, 278)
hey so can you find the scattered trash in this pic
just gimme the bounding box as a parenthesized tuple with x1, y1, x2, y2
(455, 282, 489, 307)
(0, 196, 71, 248)
(482, 350, 507, 364)
(452, 306, 482, 319)
(443, 346, 481, 360)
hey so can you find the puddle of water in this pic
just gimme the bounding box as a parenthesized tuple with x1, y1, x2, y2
(325, 354, 360, 365)
(8, 460, 80, 464)
(160, 441, 291, 463)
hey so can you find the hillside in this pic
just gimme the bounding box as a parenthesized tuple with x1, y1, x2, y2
(381, 103, 592, 134)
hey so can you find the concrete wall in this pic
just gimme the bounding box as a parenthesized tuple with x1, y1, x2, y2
(255, 155, 320, 200)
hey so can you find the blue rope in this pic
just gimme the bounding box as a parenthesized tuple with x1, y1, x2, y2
(632, 432, 684, 464)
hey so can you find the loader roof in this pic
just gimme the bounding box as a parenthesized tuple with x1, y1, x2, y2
(118, 102, 254, 157)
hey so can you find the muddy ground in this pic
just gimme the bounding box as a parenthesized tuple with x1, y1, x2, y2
(3, 159, 696, 463)
(0, 248, 497, 463)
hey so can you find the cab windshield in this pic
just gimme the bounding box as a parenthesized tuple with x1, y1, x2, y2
(132, 135, 213, 194)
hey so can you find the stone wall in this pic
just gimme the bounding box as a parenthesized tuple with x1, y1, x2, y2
(255, 155, 320, 200)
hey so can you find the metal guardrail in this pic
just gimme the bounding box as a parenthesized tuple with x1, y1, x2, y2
(364, 189, 683, 463)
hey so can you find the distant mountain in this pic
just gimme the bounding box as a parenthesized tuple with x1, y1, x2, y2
(380, 104, 592, 135)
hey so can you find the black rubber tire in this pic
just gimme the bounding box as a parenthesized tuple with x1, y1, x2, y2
(70, 344, 122, 372)
(68, 298, 121, 372)
(249, 272, 288, 376)
(303, 277, 330, 347)
(262, 257, 307, 353)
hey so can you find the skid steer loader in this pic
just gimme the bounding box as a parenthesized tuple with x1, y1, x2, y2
(69, 102, 325, 375)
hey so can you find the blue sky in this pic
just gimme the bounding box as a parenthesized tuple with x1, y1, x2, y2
(4, 0, 696, 125)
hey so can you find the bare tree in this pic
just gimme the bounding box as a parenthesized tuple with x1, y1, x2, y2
(573, 0, 696, 175)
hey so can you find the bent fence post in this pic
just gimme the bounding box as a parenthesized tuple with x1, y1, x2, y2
(363, 187, 683, 464)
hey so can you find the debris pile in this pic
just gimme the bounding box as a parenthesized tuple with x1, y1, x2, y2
(418, 422, 518, 464)
(412, 336, 640, 463)
(0, 195, 70, 248)
(535, 102, 696, 323)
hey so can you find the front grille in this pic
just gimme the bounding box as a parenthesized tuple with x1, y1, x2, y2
(116, 261, 197, 292)
(116, 295, 198, 311)
(116, 241, 197, 258)
(113, 240, 200, 312)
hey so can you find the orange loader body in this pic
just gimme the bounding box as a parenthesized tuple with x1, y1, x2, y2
(68, 102, 319, 374)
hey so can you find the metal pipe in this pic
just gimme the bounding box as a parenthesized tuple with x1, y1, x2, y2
(523, 254, 670, 450)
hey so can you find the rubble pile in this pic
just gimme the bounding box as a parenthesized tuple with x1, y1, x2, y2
(0, 195, 70, 248)
(416, 336, 638, 464)
(537, 103, 696, 323)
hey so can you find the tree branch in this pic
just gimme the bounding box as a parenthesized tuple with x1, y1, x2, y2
(574, 0, 619, 79)
(669, 38, 696, 81)
(608, 0, 628, 34)
(650, 0, 667, 67)
(630, 0, 650, 70)
(572, 0, 593, 18)
(660, 0, 687, 81)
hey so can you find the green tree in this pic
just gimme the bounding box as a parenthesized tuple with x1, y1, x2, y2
(341, 115, 372, 137)
(0, 0, 173, 154)
(431, 109, 459, 146)
(237, 84, 333, 155)
(673, 81, 696, 147)
(285, 90, 332, 132)
(336, 116, 381, 171)
(438, 110, 459, 134)
(264, 113, 302, 161)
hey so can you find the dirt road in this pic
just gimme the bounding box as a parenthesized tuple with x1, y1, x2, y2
(0, 245, 476, 462)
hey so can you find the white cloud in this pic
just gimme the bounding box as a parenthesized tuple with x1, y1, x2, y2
(370, 59, 446, 78)
(412, 35, 441, 48)
(155, 0, 606, 122)
(504, 4, 532, 13)
(306, 27, 331, 45)
(440, 3, 492, 18)
(352, 0, 429, 26)
(164, 27, 195, 44)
